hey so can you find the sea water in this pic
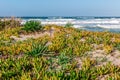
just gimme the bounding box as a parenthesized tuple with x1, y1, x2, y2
(21, 16, 120, 33)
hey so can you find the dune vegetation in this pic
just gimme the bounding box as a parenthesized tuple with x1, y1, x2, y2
(1, 18, 120, 80)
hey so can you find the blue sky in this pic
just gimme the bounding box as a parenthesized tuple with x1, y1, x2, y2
(0, 0, 120, 16)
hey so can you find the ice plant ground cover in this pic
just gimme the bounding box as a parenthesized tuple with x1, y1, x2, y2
(1, 20, 120, 79)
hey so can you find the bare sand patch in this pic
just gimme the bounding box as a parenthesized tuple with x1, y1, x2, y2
(86, 49, 120, 66)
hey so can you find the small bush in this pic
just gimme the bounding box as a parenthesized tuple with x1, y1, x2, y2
(0, 18, 20, 31)
(65, 22, 73, 28)
(22, 21, 42, 32)
(0, 19, 7, 30)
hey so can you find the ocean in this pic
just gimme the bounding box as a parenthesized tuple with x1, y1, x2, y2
(17, 16, 120, 33)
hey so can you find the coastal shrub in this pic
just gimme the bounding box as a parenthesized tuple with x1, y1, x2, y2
(22, 20, 42, 32)
(0, 20, 5, 30)
(65, 22, 73, 28)
(0, 18, 21, 31)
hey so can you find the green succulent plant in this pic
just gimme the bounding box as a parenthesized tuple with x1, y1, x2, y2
(27, 43, 49, 57)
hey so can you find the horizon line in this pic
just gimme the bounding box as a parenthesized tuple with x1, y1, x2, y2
(1, 16, 120, 18)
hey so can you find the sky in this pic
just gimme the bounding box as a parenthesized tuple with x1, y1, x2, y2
(0, 0, 120, 16)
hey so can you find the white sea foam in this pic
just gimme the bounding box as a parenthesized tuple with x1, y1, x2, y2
(74, 25, 83, 28)
(97, 25, 120, 29)
(21, 18, 120, 29)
